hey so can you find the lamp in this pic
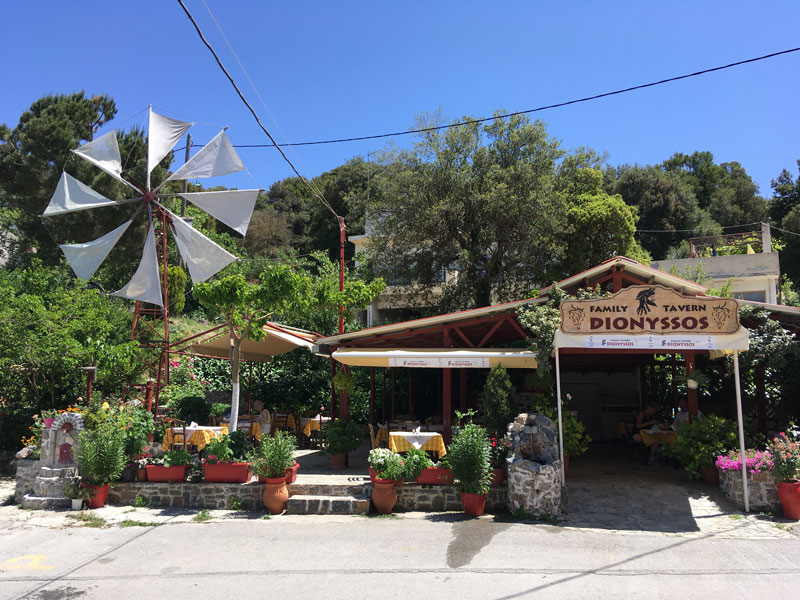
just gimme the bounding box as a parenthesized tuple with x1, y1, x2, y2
(686, 378, 698, 390)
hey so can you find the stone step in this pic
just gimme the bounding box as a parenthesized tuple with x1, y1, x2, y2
(39, 466, 77, 478)
(289, 482, 371, 497)
(33, 477, 70, 497)
(22, 494, 70, 510)
(285, 494, 370, 515)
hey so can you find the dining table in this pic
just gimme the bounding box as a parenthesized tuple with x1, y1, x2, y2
(639, 427, 677, 446)
(388, 431, 447, 458)
(161, 425, 226, 451)
(300, 416, 330, 437)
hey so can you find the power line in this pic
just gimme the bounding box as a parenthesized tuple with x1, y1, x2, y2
(771, 224, 800, 238)
(177, 45, 800, 150)
(636, 222, 763, 234)
(176, 0, 337, 218)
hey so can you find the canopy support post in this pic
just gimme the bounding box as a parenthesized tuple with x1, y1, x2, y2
(369, 367, 375, 426)
(733, 351, 749, 513)
(555, 349, 566, 487)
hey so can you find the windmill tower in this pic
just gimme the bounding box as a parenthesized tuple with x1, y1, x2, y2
(43, 107, 258, 408)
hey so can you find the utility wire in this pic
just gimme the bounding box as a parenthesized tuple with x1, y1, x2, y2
(770, 224, 800, 238)
(176, 0, 338, 218)
(177, 45, 800, 150)
(636, 222, 763, 234)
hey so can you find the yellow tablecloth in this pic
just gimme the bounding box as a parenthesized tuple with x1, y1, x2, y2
(301, 417, 331, 437)
(376, 427, 390, 444)
(640, 429, 677, 446)
(389, 432, 447, 457)
(162, 426, 226, 451)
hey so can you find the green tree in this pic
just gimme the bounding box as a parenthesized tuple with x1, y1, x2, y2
(769, 160, 800, 227)
(366, 111, 567, 311)
(482, 365, 517, 437)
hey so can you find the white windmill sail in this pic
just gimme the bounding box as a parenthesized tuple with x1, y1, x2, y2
(111, 224, 163, 307)
(147, 108, 192, 175)
(71, 130, 136, 190)
(44, 172, 120, 215)
(60, 217, 135, 281)
(160, 203, 238, 282)
(178, 190, 258, 235)
(160, 130, 244, 187)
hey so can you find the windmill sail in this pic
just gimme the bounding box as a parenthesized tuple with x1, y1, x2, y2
(160, 130, 244, 186)
(178, 190, 258, 235)
(44, 172, 121, 215)
(71, 130, 136, 190)
(160, 204, 238, 282)
(60, 217, 135, 281)
(111, 223, 163, 307)
(147, 108, 192, 175)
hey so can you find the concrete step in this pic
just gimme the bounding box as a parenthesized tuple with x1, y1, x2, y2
(22, 494, 70, 510)
(33, 477, 68, 497)
(38, 466, 77, 478)
(285, 494, 370, 515)
(288, 482, 371, 497)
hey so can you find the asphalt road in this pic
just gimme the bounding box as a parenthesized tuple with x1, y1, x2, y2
(2, 512, 799, 600)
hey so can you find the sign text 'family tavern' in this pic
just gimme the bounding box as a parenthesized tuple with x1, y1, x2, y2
(559, 285, 740, 336)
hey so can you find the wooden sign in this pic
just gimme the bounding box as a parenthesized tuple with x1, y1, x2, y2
(560, 285, 739, 335)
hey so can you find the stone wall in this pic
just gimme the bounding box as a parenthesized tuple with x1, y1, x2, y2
(14, 460, 37, 503)
(395, 483, 507, 512)
(108, 482, 264, 511)
(719, 468, 780, 512)
(506, 413, 563, 517)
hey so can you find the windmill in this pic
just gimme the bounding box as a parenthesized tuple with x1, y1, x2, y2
(43, 106, 259, 409)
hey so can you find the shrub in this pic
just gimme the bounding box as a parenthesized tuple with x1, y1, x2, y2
(321, 419, 360, 455)
(662, 415, 738, 479)
(163, 449, 191, 467)
(402, 448, 434, 479)
(447, 422, 492, 495)
(482, 365, 517, 437)
(249, 431, 297, 478)
(368, 448, 404, 480)
(715, 449, 773, 473)
(77, 422, 126, 485)
(769, 432, 800, 482)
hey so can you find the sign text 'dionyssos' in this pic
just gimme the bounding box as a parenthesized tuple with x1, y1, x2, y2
(559, 285, 739, 335)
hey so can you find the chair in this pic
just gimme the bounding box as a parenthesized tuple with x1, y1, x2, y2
(368, 424, 379, 449)
(162, 417, 188, 452)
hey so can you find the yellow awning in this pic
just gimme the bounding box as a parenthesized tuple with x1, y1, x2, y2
(331, 348, 537, 369)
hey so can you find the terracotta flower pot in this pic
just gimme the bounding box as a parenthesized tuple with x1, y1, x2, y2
(416, 467, 454, 485)
(330, 453, 347, 469)
(490, 467, 506, 487)
(368, 466, 377, 484)
(83, 483, 110, 509)
(777, 480, 800, 520)
(145, 465, 187, 483)
(372, 479, 398, 514)
(203, 462, 251, 483)
(461, 492, 486, 517)
(285, 461, 300, 484)
(136, 469, 147, 482)
(263, 476, 289, 514)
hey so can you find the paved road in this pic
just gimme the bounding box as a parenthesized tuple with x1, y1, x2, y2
(2, 509, 799, 600)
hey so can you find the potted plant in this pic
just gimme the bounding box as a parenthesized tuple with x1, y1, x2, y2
(203, 434, 251, 483)
(145, 449, 191, 482)
(448, 421, 492, 517)
(42, 409, 58, 430)
(63, 478, 91, 511)
(77, 422, 126, 508)
(135, 455, 151, 481)
(416, 458, 454, 485)
(321, 419, 360, 468)
(401, 448, 432, 482)
(769, 431, 800, 519)
(250, 431, 297, 514)
(368, 448, 404, 514)
(489, 435, 512, 486)
(661, 415, 738, 481)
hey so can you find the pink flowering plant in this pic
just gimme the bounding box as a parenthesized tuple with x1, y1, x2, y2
(768, 432, 800, 483)
(715, 449, 773, 473)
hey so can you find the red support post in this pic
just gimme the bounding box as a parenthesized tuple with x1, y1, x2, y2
(369, 367, 375, 425)
(409, 372, 414, 418)
(685, 352, 698, 418)
(391, 367, 396, 420)
(460, 369, 467, 412)
(443, 368, 452, 444)
(330, 360, 337, 419)
(338, 217, 346, 336)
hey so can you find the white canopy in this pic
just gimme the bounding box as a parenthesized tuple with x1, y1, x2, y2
(332, 348, 538, 369)
(147, 109, 192, 175)
(189, 323, 317, 362)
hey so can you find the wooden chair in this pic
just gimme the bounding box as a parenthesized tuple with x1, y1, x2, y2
(368, 424, 379, 449)
(161, 417, 188, 452)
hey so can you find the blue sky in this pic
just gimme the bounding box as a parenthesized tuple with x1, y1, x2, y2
(2, 1, 798, 202)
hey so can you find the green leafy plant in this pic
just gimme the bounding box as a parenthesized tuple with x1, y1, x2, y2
(769, 432, 800, 482)
(661, 415, 738, 479)
(482, 365, 517, 436)
(209, 403, 228, 421)
(249, 431, 297, 478)
(77, 421, 126, 485)
(163, 449, 191, 467)
(120, 406, 155, 458)
(490, 435, 512, 468)
(402, 448, 434, 480)
(193, 509, 212, 522)
(229, 496, 244, 511)
(204, 432, 249, 463)
(333, 370, 355, 393)
(367, 448, 405, 480)
(134, 495, 148, 508)
(321, 419, 361, 455)
(447, 422, 492, 495)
